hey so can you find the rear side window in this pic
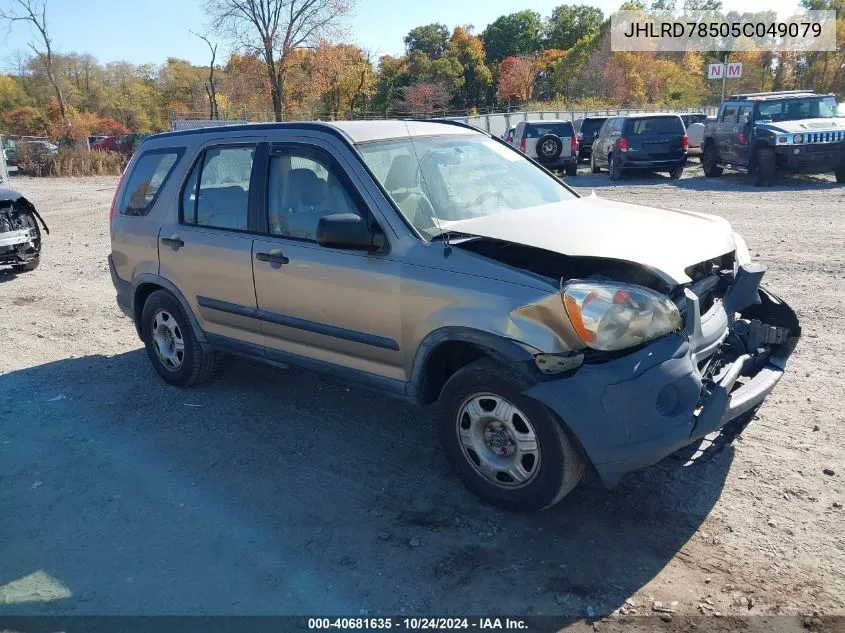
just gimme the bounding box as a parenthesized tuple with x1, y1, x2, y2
(629, 117, 684, 135)
(525, 122, 574, 138)
(120, 148, 183, 216)
(181, 145, 255, 231)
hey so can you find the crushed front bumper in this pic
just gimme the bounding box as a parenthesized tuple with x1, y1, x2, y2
(525, 264, 800, 487)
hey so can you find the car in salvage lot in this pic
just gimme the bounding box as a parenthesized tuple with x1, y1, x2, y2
(701, 90, 845, 186)
(591, 113, 688, 180)
(509, 120, 578, 176)
(109, 119, 800, 512)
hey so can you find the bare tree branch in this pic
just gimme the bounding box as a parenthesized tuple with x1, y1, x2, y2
(191, 30, 220, 119)
(0, 0, 67, 123)
(204, 0, 354, 121)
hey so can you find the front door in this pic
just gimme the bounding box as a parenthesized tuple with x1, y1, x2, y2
(251, 140, 404, 383)
(158, 140, 263, 348)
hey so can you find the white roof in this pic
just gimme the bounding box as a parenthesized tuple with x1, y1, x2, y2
(327, 120, 478, 143)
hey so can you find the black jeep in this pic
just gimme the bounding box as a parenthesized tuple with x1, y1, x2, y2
(701, 90, 845, 186)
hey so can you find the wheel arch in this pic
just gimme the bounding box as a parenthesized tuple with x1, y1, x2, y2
(131, 274, 207, 344)
(408, 327, 539, 406)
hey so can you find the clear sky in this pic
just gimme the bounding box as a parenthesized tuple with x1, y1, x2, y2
(0, 0, 801, 69)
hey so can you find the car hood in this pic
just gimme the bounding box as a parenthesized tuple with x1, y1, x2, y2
(762, 117, 845, 133)
(440, 194, 736, 284)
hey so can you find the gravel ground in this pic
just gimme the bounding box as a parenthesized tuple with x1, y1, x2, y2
(1, 161, 843, 624)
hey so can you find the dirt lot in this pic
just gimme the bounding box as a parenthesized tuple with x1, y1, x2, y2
(1, 162, 843, 624)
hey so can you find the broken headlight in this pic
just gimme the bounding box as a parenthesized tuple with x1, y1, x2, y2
(562, 281, 682, 351)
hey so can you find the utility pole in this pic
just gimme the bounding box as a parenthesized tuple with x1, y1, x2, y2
(721, 53, 728, 102)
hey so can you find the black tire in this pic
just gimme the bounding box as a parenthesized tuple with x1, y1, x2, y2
(835, 167, 845, 183)
(590, 152, 601, 174)
(754, 147, 776, 187)
(609, 153, 623, 181)
(437, 358, 585, 512)
(11, 257, 40, 273)
(701, 142, 723, 177)
(565, 162, 577, 177)
(140, 289, 217, 387)
(669, 166, 684, 180)
(536, 134, 563, 160)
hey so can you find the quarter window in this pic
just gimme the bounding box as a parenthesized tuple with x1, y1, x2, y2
(182, 145, 255, 230)
(120, 149, 182, 216)
(267, 147, 366, 241)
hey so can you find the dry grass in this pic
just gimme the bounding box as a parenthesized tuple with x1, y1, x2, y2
(44, 149, 127, 177)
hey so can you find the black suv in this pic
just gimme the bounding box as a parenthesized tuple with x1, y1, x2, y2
(590, 114, 687, 180)
(574, 116, 607, 162)
(701, 91, 845, 186)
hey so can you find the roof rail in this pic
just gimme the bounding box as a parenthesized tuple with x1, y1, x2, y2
(730, 90, 815, 99)
(414, 117, 490, 135)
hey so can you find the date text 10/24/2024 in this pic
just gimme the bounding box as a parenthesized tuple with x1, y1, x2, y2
(308, 618, 529, 630)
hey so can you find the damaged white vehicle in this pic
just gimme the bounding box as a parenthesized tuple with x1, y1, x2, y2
(0, 188, 48, 273)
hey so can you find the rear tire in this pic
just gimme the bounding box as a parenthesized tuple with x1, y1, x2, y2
(835, 167, 845, 183)
(754, 147, 776, 187)
(590, 152, 601, 174)
(141, 289, 217, 387)
(437, 358, 585, 512)
(669, 166, 684, 180)
(565, 162, 577, 177)
(609, 153, 623, 181)
(702, 142, 723, 177)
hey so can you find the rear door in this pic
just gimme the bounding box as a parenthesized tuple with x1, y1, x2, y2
(526, 122, 574, 159)
(733, 105, 754, 166)
(158, 138, 265, 348)
(625, 116, 685, 163)
(716, 104, 738, 162)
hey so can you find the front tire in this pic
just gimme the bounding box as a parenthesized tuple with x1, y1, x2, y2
(755, 147, 776, 186)
(835, 167, 845, 183)
(437, 358, 585, 512)
(590, 152, 601, 174)
(141, 289, 217, 387)
(565, 162, 577, 177)
(669, 166, 684, 180)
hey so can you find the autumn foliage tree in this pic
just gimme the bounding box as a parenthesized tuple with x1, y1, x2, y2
(398, 82, 451, 114)
(497, 55, 541, 102)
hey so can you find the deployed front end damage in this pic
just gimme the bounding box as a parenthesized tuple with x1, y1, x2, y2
(0, 188, 48, 272)
(513, 260, 800, 487)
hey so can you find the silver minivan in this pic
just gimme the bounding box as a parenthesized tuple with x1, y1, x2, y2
(109, 120, 800, 511)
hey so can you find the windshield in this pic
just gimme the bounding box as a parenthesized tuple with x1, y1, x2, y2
(756, 96, 839, 121)
(357, 134, 576, 239)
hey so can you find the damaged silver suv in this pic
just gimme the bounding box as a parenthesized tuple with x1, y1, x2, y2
(109, 120, 800, 511)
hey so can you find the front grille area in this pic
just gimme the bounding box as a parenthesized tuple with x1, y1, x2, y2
(803, 130, 845, 144)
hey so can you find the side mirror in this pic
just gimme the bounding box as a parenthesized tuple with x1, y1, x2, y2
(316, 213, 385, 252)
(593, 131, 599, 140)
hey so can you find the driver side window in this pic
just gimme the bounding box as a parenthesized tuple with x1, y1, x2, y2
(267, 147, 365, 241)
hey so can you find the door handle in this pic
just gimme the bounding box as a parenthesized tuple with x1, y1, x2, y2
(256, 251, 290, 265)
(161, 236, 184, 249)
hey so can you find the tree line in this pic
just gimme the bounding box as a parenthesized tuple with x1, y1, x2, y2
(0, 0, 843, 141)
